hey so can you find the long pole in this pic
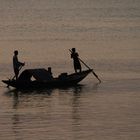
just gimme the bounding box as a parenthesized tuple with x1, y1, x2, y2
(69, 49, 101, 83)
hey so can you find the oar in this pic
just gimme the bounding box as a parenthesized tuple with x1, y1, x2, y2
(78, 58, 101, 83)
(69, 49, 101, 83)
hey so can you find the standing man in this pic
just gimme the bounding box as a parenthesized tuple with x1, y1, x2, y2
(13, 50, 25, 80)
(71, 48, 82, 73)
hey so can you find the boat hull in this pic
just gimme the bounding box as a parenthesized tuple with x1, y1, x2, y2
(2, 70, 92, 89)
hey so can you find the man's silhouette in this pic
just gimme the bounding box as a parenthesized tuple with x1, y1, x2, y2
(13, 50, 25, 80)
(71, 48, 81, 73)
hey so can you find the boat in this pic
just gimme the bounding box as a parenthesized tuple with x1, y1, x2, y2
(2, 68, 92, 89)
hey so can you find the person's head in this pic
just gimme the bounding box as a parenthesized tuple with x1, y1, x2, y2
(14, 50, 18, 55)
(72, 48, 76, 52)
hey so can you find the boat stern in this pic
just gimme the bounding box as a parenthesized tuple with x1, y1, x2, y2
(2, 79, 17, 88)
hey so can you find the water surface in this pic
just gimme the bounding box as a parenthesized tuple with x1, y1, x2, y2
(0, 0, 140, 140)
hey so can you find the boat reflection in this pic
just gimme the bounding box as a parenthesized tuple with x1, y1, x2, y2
(3, 83, 100, 139)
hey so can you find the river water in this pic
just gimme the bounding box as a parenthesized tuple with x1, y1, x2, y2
(0, 0, 140, 140)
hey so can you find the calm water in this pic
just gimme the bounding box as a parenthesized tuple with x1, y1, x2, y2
(0, 0, 140, 140)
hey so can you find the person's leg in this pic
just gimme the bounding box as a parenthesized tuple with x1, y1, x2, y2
(14, 68, 19, 80)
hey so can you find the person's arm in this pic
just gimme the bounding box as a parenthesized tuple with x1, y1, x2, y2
(18, 61, 25, 66)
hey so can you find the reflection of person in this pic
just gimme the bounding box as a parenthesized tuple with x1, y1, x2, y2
(13, 50, 25, 80)
(71, 48, 81, 73)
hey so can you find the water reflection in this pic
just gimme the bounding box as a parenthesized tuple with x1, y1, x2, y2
(71, 83, 100, 139)
(3, 83, 100, 140)
(12, 114, 22, 140)
(12, 90, 19, 109)
(72, 92, 81, 124)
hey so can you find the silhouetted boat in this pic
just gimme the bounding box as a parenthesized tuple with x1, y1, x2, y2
(2, 68, 92, 89)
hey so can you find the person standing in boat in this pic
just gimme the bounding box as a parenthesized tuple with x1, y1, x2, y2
(13, 50, 25, 80)
(71, 48, 82, 73)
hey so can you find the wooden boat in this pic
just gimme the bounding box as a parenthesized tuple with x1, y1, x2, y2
(2, 68, 92, 89)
